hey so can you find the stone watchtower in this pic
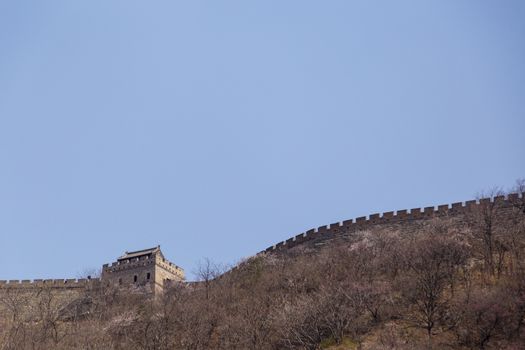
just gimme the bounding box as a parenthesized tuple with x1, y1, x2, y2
(101, 246, 184, 294)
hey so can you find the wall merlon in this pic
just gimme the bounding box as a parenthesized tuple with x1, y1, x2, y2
(437, 204, 449, 213)
(410, 208, 422, 218)
(382, 211, 394, 220)
(396, 210, 407, 218)
(369, 213, 380, 222)
(294, 233, 305, 241)
(451, 202, 463, 211)
(479, 198, 490, 205)
(330, 222, 341, 229)
(342, 219, 353, 226)
(466, 200, 477, 210)
(317, 225, 328, 233)
(356, 216, 367, 224)
(494, 195, 505, 204)
(424, 207, 434, 216)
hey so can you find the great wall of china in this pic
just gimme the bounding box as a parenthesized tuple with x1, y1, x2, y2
(0, 278, 99, 289)
(1, 192, 523, 291)
(255, 193, 523, 255)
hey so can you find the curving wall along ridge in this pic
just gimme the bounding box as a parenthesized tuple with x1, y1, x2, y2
(2, 193, 523, 284)
(258, 193, 523, 255)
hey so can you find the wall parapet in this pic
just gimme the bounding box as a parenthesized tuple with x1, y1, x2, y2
(259, 193, 523, 255)
(103, 258, 155, 272)
(101, 256, 184, 276)
(0, 278, 101, 289)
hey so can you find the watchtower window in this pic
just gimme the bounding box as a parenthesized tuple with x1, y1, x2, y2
(146, 273, 151, 280)
(133, 275, 138, 283)
(118, 278, 122, 285)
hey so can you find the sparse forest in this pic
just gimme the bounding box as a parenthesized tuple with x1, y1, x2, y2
(1, 182, 525, 350)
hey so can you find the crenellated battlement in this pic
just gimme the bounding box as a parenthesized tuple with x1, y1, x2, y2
(0, 278, 101, 289)
(157, 259, 185, 278)
(1, 246, 184, 295)
(101, 246, 184, 294)
(259, 193, 523, 254)
(3, 193, 522, 288)
(101, 248, 184, 276)
(102, 256, 156, 272)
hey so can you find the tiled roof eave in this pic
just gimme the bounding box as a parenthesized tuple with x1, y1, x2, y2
(118, 246, 159, 260)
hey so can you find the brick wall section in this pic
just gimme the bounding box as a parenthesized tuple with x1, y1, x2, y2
(256, 193, 523, 256)
(101, 250, 184, 294)
(1, 251, 185, 296)
(102, 256, 156, 287)
(0, 278, 100, 289)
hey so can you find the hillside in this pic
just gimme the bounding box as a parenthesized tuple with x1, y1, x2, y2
(1, 185, 524, 350)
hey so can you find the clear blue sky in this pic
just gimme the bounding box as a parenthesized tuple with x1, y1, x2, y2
(1, 1, 524, 281)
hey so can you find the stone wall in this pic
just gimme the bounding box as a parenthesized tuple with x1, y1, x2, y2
(154, 256, 185, 293)
(255, 193, 523, 256)
(0, 278, 100, 290)
(102, 256, 156, 287)
(2, 192, 522, 292)
(100, 252, 185, 294)
(0, 279, 102, 321)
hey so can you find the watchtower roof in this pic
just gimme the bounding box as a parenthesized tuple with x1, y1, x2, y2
(117, 246, 162, 261)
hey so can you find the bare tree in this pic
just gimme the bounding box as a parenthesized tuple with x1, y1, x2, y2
(0, 288, 29, 350)
(194, 258, 225, 302)
(470, 188, 506, 278)
(402, 235, 468, 345)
